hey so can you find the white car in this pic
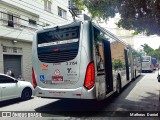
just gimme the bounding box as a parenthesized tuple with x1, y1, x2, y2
(0, 73, 34, 102)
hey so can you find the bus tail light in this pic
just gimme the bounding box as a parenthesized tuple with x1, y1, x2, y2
(84, 61, 95, 90)
(32, 68, 37, 88)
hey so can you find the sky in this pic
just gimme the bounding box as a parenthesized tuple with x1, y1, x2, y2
(134, 35, 160, 50)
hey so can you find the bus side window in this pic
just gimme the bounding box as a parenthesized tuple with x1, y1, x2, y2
(95, 42, 104, 71)
(94, 29, 105, 75)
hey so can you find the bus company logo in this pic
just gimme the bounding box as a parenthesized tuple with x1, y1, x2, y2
(41, 64, 48, 70)
(54, 69, 60, 76)
(67, 68, 72, 73)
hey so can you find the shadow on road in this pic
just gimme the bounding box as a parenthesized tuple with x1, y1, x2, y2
(35, 98, 117, 117)
(34, 75, 160, 117)
(142, 70, 157, 74)
(0, 97, 34, 108)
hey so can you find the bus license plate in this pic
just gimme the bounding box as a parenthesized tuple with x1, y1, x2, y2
(52, 76, 63, 83)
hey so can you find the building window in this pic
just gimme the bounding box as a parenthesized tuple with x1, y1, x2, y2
(44, 0, 52, 12)
(44, 23, 50, 27)
(58, 7, 67, 18)
(13, 47, 17, 53)
(2, 46, 22, 54)
(8, 14, 14, 27)
(29, 19, 37, 25)
(7, 13, 20, 27)
(1, 12, 20, 28)
(3, 46, 7, 52)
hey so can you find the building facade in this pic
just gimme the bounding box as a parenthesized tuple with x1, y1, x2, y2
(0, 0, 72, 82)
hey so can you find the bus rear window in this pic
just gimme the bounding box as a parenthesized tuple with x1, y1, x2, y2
(37, 26, 80, 63)
(37, 26, 79, 46)
(142, 57, 150, 62)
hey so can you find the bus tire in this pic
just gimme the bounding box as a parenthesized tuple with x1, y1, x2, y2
(21, 88, 32, 100)
(116, 75, 121, 94)
(135, 70, 136, 79)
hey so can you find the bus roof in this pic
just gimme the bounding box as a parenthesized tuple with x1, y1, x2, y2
(36, 20, 129, 48)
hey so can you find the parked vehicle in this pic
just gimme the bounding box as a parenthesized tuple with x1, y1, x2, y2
(152, 57, 157, 70)
(142, 56, 154, 72)
(0, 73, 34, 102)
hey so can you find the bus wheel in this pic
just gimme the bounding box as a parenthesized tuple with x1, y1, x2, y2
(135, 70, 136, 79)
(116, 76, 121, 94)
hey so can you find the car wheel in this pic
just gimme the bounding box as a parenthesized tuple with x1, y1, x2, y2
(21, 88, 32, 100)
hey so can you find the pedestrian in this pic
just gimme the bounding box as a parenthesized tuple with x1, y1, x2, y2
(6, 68, 14, 77)
(6, 68, 12, 76)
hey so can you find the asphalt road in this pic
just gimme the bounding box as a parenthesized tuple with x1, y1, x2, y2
(0, 70, 160, 120)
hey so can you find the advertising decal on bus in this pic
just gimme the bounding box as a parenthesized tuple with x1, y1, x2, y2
(41, 64, 48, 70)
(52, 69, 63, 83)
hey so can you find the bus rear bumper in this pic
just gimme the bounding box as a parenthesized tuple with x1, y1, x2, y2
(34, 86, 96, 99)
(142, 67, 153, 72)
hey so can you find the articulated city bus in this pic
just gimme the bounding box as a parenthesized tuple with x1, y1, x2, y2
(32, 21, 140, 101)
(131, 49, 142, 78)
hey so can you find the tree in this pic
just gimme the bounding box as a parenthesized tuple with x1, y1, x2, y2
(152, 46, 160, 60)
(132, 50, 140, 57)
(141, 43, 154, 55)
(73, 0, 160, 35)
(141, 44, 160, 62)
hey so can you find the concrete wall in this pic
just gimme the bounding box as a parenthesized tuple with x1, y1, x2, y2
(0, 38, 32, 83)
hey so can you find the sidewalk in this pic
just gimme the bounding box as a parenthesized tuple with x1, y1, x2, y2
(106, 70, 160, 111)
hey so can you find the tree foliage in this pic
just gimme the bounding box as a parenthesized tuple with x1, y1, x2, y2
(73, 0, 160, 35)
(141, 43, 154, 55)
(112, 59, 125, 70)
(132, 51, 141, 57)
(141, 44, 160, 60)
(151, 47, 160, 60)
